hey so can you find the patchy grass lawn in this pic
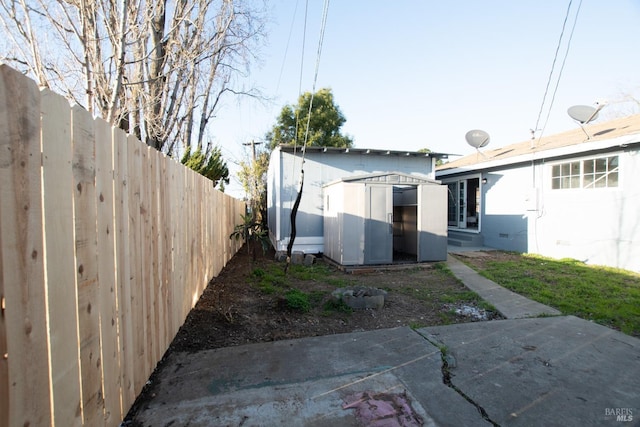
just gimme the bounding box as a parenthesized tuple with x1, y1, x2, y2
(460, 252, 640, 337)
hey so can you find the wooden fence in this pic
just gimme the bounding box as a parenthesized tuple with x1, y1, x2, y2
(0, 65, 245, 426)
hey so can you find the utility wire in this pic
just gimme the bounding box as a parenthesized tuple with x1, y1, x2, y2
(301, 0, 331, 162)
(288, 0, 308, 208)
(539, 0, 583, 138)
(532, 0, 575, 138)
(286, 0, 331, 269)
(275, 0, 301, 94)
(293, 0, 309, 154)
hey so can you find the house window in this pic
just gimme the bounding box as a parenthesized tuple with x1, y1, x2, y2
(583, 156, 618, 188)
(551, 155, 619, 190)
(551, 161, 581, 189)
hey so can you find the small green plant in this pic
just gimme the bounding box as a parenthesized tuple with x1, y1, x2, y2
(251, 266, 285, 294)
(322, 298, 353, 315)
(252, 268, 266, 278)
(284, 289, 311, 312)
(229, 213, 271, 257)
(409, 321, 425, 330)
(309, 290, 327, 305)
(440, 291, 479, 303)
(433, 262, 449, 271)
(477, 300, 498, 313)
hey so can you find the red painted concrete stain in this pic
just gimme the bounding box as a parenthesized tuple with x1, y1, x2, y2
(343, 391, 424, 426)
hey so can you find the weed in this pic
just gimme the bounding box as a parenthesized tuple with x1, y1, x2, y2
(433, 262, 449, 271)
(437, 311, 455, 325)
(440, 291, 479, 303)
(284, 289, 311, 312)
(309, 290, 327, 305)
(251, 265, 286, 294)
(322, 298, 353, 314)
(477, 300, 498, 313)
(409, 321, 425, 330)
(326, 277, 353, 288)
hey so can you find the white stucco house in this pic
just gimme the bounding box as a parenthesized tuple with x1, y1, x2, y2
(267, 145, 450, 265)
(436, 113, 640, 272)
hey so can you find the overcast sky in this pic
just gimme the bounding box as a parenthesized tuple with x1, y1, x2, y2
(216, 1, 640, 198)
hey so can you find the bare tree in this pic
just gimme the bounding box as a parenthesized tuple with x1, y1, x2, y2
(0, 0, 266, 155)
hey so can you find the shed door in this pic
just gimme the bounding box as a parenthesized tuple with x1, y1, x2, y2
(364, 184, 393, 264)
(418, 184, 448, 262)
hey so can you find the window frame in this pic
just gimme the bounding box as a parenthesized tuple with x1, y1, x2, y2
(549, 154, 620, 190)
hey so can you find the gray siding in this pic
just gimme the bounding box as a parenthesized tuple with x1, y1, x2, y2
(268, 148, 435, 253)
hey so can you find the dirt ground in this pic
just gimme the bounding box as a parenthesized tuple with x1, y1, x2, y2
(124, 245, 507, 423)
(168, 246, 506, 353)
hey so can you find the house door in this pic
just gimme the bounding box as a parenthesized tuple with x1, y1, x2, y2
(447, 178, 480, 230)
(417, 184, 447, 261)
(364, 184, 393, 264)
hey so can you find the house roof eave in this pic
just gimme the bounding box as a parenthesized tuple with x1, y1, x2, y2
(276, 144, 451, 159)
(437, 132, 640, 177)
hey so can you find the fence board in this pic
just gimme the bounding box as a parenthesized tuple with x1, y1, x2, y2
(114, 131, 135, 411)
(95, 118, 121, 424)
(71, 105, 104, 425)
(149, 148, 159, 366)
(41, 89, 83, 427)
(0, 168, 6, 427)
(175, 164, 185, 329)
(149, 149, 160, 361)
(139, 147, 152, 380)
(0, 183, 5, 427)
(159, 152, 170, 353)
(127, 139, 146, 395)
(1, 66, 246, 427)
(0, 64, 51, 427)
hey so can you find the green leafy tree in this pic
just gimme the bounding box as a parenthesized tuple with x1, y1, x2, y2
(181, 145, 229, 190)
(238, 149, 270, 224)
(266, 88, 353, 149)
(419, 148, 446, 167)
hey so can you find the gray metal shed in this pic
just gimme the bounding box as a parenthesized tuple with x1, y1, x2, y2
(323, 172, 447, 266)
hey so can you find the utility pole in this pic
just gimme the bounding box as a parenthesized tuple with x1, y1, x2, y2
(242, 140, 263, 162)
(242, 140, 263, 221)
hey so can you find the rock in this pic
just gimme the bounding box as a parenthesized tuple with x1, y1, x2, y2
(274, 251, 287, 262)
(454, 304, 488, 321)
(331, 286, 387, 310)
(291, 251, 305, 265)
(304, 254, 316, 266)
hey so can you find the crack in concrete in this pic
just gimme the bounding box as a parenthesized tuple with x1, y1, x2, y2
(415, 330, 502, 427)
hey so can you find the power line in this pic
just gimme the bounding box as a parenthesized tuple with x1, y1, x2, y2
(286, 0, 331, 267)
(301, 0, 331, 159)
(532, 0, 580, 139)
(293, 0, 310, 153)
(539, 0, 583, 138)
(275, 0, 301, 94)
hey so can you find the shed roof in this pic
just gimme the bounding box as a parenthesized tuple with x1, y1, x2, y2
(277, 144, 450, 159)
(324, 172, 440, 187)
(437, 113, 640, 175)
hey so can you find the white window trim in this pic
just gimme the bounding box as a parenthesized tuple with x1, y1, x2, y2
(548, 153, 622, 191)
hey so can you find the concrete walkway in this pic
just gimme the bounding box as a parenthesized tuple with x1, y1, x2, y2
(446, 254, 561, 319)
(131, 253, 640, 427)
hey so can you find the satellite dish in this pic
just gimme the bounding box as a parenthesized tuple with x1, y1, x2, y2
(568, 103, 606, 140)
(465, 129, 490, 149)
(567, 105, 601, 124)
